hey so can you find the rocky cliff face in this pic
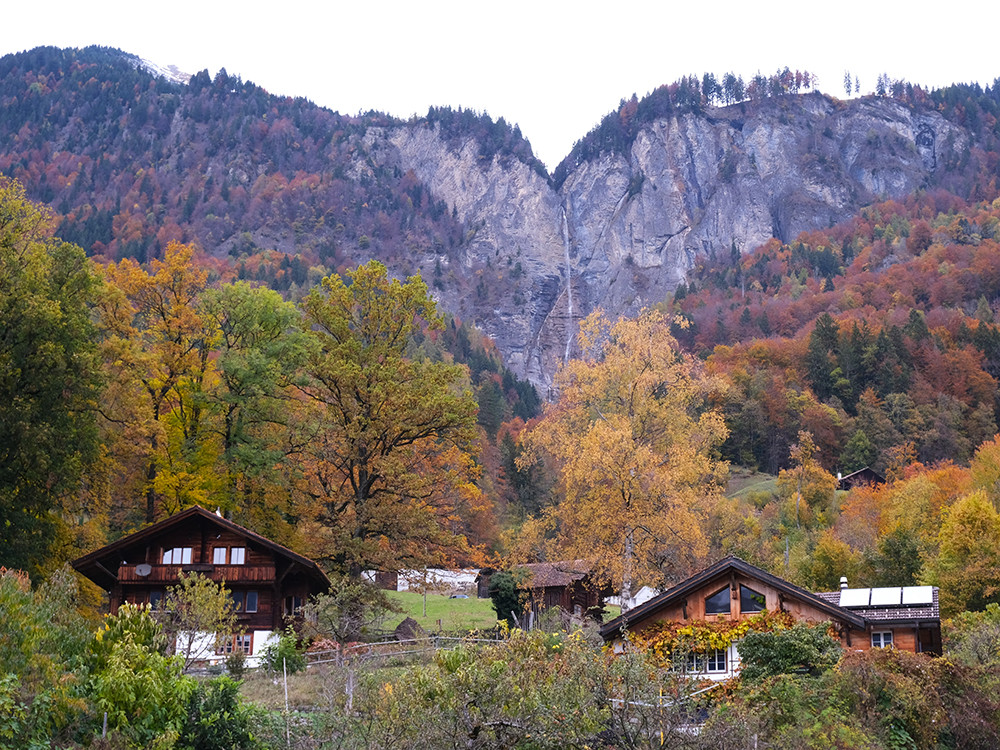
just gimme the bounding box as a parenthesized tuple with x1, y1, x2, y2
(364, 93, 969, 393)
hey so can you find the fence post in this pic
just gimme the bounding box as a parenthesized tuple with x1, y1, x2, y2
(283, 657, 290, 749)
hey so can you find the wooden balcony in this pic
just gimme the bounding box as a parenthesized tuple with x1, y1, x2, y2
(118, 563, 276, 584)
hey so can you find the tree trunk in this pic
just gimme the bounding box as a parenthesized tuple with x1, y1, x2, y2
(621, 526, 634, 608)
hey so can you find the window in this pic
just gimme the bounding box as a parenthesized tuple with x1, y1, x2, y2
(217, 633, 253, 655)
(284, 595, 304, 616)
(685, 649, 726, 673)
(705, 587, 731, 615)
(871, 631, 894, 648)
(213, 547, 227, 564)
(740, 584, 766, 613)
(162, 547, 192, 564)
(706, 649, 727, 673)
(148, 590, 163, 609)
(230, 547, 246, 565)
(230, 591, 259, 614)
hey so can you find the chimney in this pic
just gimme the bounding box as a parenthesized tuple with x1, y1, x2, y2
(839, 576, 849, 589)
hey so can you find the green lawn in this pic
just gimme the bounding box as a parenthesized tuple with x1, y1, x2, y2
(726, 467, 779, 499)
(384, 591, 623, 634)
(385, 590, 499, 633)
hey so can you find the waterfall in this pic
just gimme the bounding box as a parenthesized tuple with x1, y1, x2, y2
(562, 208, 573, 363)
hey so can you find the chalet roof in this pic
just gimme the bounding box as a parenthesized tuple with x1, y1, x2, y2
(814, 587, 939, 623)
(71, 505, 330, 591)
(836, 466, 885, 489)
(522, 560, 592, 589)
(599, 556, 867, 639)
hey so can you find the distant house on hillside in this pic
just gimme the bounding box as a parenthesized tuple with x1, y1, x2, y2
(600, 556, 939, 680)
(72, 505, 330, 665)
(836, 466, 884, 490)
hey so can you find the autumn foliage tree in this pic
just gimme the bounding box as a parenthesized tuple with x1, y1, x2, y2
(298, 261, 479, 574)
(97, 241, 212, 522)
(521, 309, 728, 602)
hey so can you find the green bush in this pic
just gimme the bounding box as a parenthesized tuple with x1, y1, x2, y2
(259, 629, 305, 675)
(737, 621, 842, 681)
(177, 676, 253, 750)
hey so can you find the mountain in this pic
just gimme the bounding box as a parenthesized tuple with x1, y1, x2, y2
(2, 46, 999, 391)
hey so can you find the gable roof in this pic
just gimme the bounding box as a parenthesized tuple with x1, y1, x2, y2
(599, 556, 867, 639)
(71, 505, 330, 590)
(836, 466, 885, 489)
(521, 560, 592, 589)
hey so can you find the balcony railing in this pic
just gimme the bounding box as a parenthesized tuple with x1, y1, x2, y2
(117, 563, 276, 584)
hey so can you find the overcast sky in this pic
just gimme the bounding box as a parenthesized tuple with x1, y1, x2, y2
(3, 1, 998, 170)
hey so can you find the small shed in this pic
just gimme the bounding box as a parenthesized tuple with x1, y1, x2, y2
(521, 560, 607, 619)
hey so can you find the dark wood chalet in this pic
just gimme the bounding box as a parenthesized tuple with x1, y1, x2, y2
(72, 506, 330, 652)
(836, 466, 885, 490)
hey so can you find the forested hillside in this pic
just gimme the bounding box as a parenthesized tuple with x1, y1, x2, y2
(6, 46, 1000, 390)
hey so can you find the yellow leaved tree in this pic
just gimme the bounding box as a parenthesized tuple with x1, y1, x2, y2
(520, 309, 728, 603)
(97, 241, 215, 522)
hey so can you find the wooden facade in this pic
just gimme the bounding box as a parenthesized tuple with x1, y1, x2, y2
(600, 557, 940, 678)
(72, 506, 330, 635)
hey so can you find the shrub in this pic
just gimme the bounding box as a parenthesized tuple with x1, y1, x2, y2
(259, 628, 305, 675)
(737, 621, 841, 681)
(177, 676, 254, 750)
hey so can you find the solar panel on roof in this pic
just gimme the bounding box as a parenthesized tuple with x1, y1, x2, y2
(902, 586, 934, 605)
(870, 587, 902, 606)
(839, 588, 871, 607)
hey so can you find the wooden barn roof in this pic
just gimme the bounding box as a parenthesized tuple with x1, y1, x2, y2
(521, 560, 592, 589)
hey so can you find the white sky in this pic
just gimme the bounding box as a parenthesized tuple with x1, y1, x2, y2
(3, 1, 998, 171)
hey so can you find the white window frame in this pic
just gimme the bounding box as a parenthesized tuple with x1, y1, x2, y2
(706, 648, 728, 673)
(213, 547, 227, 564)
(230, 547, 246, 565)
(162, 547, 192, 564)
(871, 630, 894, 648)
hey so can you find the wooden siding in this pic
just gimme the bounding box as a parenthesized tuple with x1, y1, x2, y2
(843, 626, 926, 653)
(631, 573, 844, 635)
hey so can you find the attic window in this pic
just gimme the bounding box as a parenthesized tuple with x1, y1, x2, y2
(740, 584, 766, 613)
(162, 547, 192, 565)
(705, 586, 731, 615)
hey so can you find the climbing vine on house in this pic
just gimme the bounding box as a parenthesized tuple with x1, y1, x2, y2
(626, 609, 797, 667)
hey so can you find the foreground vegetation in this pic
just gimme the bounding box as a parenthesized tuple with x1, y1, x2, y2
(6, 564, 999, 749)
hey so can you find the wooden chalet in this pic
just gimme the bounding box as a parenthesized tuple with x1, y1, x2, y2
(600, 557, 940, 680)
(72, 506, 330, 661)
